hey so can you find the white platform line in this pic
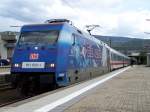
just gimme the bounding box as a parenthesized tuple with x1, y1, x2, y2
(35, 67, 130, 112)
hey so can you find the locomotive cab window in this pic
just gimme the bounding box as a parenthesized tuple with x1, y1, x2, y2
(19, 30, 59, 45)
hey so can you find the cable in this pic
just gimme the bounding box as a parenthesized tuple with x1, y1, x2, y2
(60, 0, 80, 14)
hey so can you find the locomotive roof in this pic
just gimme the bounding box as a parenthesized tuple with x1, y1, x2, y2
(21, 22, 130, 60)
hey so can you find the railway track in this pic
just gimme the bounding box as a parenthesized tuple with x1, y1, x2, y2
(0, 87, 34, 108)
(0, 73, 12, 91)
(0, 96, 30, 108)
(0, 73, 27, 108)
(0, 82, 12, 91)
(0, 84, 58, 108)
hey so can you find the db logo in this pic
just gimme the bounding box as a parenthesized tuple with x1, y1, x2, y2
(30, 53, 39, 60)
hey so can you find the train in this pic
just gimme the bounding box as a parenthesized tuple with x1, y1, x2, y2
(11, 19, 130, 95)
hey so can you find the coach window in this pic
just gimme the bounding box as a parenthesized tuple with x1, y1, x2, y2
(72, 34, 76, 45)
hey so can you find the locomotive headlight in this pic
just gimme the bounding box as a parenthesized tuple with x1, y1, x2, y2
(50, 63, 55, 68)
(14, 63, 19, 67)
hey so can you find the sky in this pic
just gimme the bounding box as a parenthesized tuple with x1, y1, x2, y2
(0, 0, 150, 38)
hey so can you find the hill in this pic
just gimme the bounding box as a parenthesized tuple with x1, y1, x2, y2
(94, 35, 150, 55)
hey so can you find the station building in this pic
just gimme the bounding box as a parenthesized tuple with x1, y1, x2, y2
(0, 32, 18, 59)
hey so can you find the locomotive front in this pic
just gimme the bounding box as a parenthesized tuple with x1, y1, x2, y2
(11, 23, 63, 95)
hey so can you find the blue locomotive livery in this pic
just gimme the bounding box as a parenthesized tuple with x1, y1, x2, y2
(68, 35, 103, 68)
(11, 19, 130, 95)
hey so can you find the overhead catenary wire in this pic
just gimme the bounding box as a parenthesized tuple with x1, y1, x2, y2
(60, 0, 80, 15)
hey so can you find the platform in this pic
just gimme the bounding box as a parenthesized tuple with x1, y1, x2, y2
(0, 66, 150, 112)
(64, 66, 150, 112)
(0, 67, 10, 75)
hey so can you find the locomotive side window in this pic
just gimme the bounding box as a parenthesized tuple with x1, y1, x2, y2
(19, 30, 59, 45)
(72, 34, 76, 45)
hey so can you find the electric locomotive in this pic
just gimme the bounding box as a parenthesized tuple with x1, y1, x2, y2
(11, 19, 130, 95)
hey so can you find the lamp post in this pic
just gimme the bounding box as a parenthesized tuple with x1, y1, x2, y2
(144, 19, 150, 66)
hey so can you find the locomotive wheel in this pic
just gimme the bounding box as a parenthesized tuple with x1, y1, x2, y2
(17, 77, 29, 96)
(17, 76, 40, 96)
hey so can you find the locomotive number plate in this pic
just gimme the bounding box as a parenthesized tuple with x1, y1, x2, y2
(22, 62, 45, 68)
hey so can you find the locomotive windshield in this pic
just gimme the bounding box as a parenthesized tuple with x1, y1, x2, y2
(19, 30, 59, 45)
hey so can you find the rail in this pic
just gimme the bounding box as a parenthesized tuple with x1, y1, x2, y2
(0, 95, 30, 108)
(0, 82, 12, 91)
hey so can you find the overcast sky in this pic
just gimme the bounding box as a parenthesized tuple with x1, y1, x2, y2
(0, 0, 150, 38)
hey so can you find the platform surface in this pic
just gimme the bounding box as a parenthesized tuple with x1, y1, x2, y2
(64, 66, 150, 112)
(0, 67, 10, 75)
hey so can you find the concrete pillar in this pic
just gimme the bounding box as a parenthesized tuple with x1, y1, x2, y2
(147, 53, 150, 67)
(0, 35, 7, 59)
